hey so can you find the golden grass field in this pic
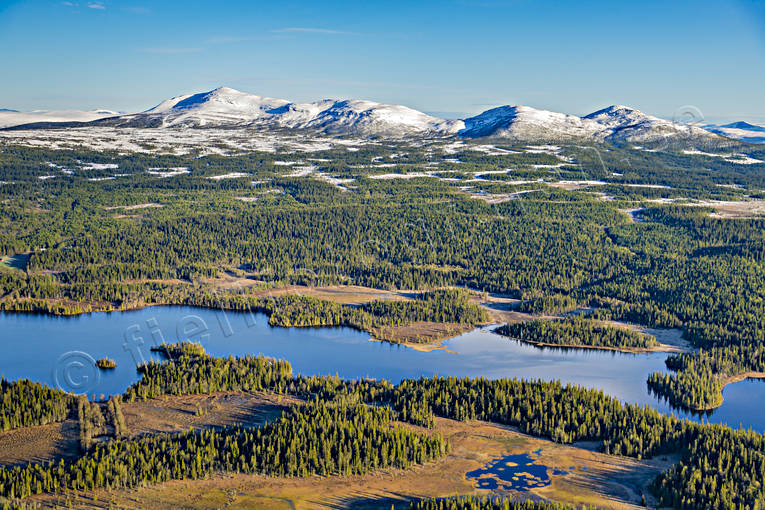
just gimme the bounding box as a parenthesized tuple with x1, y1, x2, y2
(11, 397, 675, 510)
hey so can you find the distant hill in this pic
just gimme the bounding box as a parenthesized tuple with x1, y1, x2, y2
(1, 86, 731, 146)
(0, 109, 119, 129)
(704, 121, 765, 144)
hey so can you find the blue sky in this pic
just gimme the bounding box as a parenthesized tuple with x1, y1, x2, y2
(1, 0, 764, 123)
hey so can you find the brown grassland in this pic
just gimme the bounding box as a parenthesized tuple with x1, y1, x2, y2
(5, 392, 676, 510)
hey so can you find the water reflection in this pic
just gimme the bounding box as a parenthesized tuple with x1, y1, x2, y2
(466, 449, 561, 491)
(0, 307, 763, 431)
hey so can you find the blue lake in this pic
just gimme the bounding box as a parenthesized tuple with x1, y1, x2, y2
(0, 306, 763, 431)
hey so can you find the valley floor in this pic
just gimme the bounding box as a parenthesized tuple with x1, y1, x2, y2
(10, 397, 674, 510)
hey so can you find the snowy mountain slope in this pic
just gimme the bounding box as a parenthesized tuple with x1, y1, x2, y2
(703, 121, 765, 144)
(87, 87, 461, 135)
(299, 99, 462, 135)
(459, 105, 602, 140)
(0, 87, 735, 145)
(139, 87, 291, 126)
(459, 104, 721, 144)
(583, 105, 716, 143)
(0, 109, 119, 128)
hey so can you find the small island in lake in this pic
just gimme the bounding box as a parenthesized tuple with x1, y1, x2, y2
(96, 357, 117, 370)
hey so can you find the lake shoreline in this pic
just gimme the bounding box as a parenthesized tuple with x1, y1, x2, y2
(691, 372, 765, 412)
(1, 304, 763, 431)
(496, 332, 693, 355)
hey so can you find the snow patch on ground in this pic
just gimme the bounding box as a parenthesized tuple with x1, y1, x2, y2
(531, 163, 565, 169)
(207, 172, 251, 180)
(47, 162, 74, 175)
(0, 127, 369, 156)
(726, 155, 764, 165)
(288, 166, 317, 177)
(80, 162, 119, 171)
(473, 169, 513, 177)
(316, 173, 354, 192)
(147, 167, 190, 178)
(624, 183, 673, 189)
(682, 150, 763, 165)
(369, 172, 432, 179)
(524, 145, 562, 154)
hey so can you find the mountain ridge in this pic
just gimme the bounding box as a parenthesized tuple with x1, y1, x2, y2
(703, 120, 765, 144)
(0, 87, 738, 144)
(0, 108, 120, 129)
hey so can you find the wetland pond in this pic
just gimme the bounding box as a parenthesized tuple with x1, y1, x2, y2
(1, 306, 763, 431)
(466, 449, 563, 491)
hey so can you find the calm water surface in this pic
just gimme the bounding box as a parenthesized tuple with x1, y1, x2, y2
(1, 306, 763, 431)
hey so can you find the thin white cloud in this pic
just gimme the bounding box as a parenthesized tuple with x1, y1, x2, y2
(62, 2, 79, 6)
(88, 2, 106, 9)
(207, 35, 252, 44)
(142, 47, 202, 54)
(271, 27, 357, 35)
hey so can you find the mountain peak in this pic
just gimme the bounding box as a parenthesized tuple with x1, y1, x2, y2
(210, 86, 241, 95)
(704, 121, 765, 143)
(111, 87, 463, 134)
(720, 121, 765, 132)
(582, 104, 643, 119)
(460, 104, 600, 139)
(1, 88, 735, 144)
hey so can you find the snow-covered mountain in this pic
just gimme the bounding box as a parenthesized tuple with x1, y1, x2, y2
(459, 105, 603, 140)
(0, 109, 119, 129)
(458, 104, 719, 144)
(583, 105, 718, 143)
(703, 121, 765, 144)
(90, 87, 463, 136)
(0, 87, 733, 145)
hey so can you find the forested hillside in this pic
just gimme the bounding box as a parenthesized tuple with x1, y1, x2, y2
(1, 142, 764, 406)
(1, 140, 765, 508)
(3, 345, 764, 508)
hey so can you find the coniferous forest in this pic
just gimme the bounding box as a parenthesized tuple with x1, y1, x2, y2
(0, 380, 71, 431)
(496, 317, 657, 350)
(1, 345, 764, 508)
(0, 399, 445, 499)
(1, 142, 762, 409)
(1, 140, 765, 508)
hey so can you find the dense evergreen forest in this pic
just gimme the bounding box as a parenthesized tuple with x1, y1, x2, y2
(496, 317, 657, 350)
(2, 344, 765, 507)
(0, 380, 71, 431)
(0, 400, 445, 499)
(1, 140, 765, 508)
(1, 140, 764, 405)
(188, 288, 487, 343)
(74, 347, 765, 507)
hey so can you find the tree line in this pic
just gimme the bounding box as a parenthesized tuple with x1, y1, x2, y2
(0, 400, 445, 500)
(123, 347, 765, 509)
(0, 379, 71, 431)
(496, 317, 657, 350)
